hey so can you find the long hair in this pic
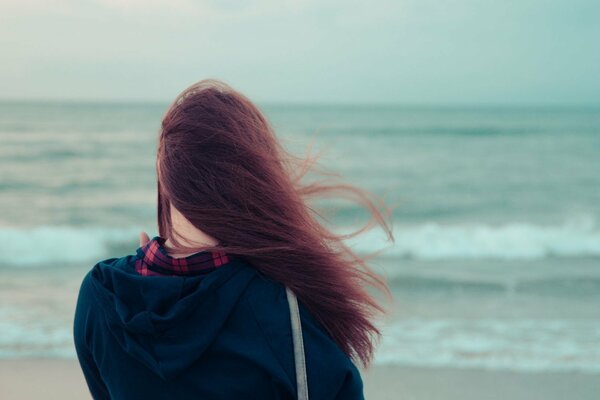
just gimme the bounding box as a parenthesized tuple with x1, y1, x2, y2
(156, 79, 395, 368)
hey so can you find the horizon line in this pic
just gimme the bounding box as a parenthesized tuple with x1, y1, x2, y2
(0, 97, 599, 110)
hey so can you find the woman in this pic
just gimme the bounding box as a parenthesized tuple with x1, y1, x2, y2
(73, 79, 394, 399)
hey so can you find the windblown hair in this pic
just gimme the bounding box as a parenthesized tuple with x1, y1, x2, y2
(157, 79, 395, 368)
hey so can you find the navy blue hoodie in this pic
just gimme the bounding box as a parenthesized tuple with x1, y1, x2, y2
(73, 239, 365, 399)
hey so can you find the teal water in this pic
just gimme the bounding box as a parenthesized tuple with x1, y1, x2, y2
(1, 101, 600, 372)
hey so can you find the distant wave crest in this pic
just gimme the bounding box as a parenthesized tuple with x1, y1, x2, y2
(349, 216, 600, 260)
(0, 225, 143, 267)
(1, 217, 599, 267)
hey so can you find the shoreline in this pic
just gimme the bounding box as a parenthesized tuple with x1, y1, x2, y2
(1, 359, 600, 399)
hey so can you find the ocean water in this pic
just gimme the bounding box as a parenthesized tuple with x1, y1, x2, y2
(1, 101, 600, 373)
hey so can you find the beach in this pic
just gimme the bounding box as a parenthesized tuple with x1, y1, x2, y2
(2, 359, 599, 400)
(1, 103, 600, 398)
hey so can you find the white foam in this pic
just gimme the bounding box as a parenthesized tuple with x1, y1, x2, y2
(374, 318, 600, 373)
(1, 216, 599, 268)
(347, 215, 600, 260)
(0, 308, 75, 359)
(3, 306, 600, 374)
(0, 225, 145, 267)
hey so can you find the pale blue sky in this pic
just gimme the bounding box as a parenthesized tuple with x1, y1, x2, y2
(1, 0, 598, 104)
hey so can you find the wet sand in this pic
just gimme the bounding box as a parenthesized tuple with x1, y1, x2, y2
(1, 359, 599, 399)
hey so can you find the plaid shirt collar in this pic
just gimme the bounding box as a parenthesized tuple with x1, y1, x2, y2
(135, 235, 230, 276)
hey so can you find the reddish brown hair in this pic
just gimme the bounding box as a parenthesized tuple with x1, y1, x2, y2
(157, 79, 395, 368)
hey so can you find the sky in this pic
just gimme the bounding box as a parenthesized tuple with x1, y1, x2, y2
(0, 0, 599, 105)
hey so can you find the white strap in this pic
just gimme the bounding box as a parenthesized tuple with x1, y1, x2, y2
(286, 286, 309, 400)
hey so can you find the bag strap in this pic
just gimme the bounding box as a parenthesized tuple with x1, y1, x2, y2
(286, 286, 309, 400)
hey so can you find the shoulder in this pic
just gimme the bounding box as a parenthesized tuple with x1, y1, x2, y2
(241, 270, 365, 399)
(74, 255, 137, 316)
(90, 254, 139, 276)
(79, 254, 138, 287)
(333, 358, 365, 399)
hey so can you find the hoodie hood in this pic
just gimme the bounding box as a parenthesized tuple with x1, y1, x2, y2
(88, 253, 258, 380)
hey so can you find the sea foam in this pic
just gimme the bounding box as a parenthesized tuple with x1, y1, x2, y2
(347, 216, 600, 260)
(4, 309, 600, 373)
(0, 225, 143, 267)
(374, 317, 600, 373)
(1, 216, 599, 267)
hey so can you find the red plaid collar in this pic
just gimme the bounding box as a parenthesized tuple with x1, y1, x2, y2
(135, 236, 230, 276)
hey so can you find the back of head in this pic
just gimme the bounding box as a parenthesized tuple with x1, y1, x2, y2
(157, 78, 394, 368)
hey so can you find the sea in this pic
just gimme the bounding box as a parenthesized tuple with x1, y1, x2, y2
(1, 101, 599, 374)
